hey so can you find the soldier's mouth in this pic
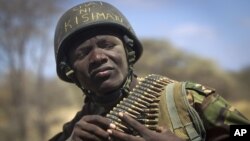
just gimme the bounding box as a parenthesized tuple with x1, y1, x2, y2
(90, 66, 114, 78)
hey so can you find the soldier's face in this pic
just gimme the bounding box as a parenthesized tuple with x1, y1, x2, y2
(68, 35, 128, 95)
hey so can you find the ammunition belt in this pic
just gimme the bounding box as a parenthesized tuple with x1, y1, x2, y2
(106, 74, 174, 135)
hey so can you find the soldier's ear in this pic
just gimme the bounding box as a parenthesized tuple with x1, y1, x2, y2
(123, 35, 134, 47)
(123, 35, 136, 64)
(65, 69, 75, 80)
(59, 61, 76, 81)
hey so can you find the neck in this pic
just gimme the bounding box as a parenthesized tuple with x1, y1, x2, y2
(129, 74, 138, 90)
(91, 90, 122, 107)
(91, 75, 138, 107)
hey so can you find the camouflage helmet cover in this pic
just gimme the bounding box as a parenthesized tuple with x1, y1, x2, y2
(54, 1, 143, 82)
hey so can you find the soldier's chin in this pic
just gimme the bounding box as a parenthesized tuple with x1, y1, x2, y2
(93, 72, 126, 95)
(95, 81, 122, 95)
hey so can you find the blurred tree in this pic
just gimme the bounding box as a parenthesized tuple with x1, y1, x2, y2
(230, 66, 250, 100)
(0, 3, 248, 140)
(0, 0, 67, 141)
(135, 39, 237, 99)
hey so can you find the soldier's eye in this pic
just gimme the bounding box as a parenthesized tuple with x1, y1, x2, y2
(98, 40, 115, 49)
(104, 43, 115, 49)
(75, 52, 84, 60)
(75, 47, 91, 59)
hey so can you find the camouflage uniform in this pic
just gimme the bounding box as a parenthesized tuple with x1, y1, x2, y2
(50, 1, 249, 141)
(49, 76, 249, 141)
(157, 80, 249, 141)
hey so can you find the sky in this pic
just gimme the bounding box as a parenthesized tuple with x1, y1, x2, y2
(56, 0, 250, 72)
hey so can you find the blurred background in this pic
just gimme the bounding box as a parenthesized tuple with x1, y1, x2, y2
(0, 0, 249, 140)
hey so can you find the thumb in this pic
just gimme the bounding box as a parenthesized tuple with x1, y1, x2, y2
(156, 126, 169, 133)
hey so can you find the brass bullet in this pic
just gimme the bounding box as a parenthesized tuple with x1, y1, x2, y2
(144, 79, 164, 88)
(117, 104, 140, 115)
(149, 103, 158, 108)
(114, 121, 127, 130)
(120, 101, 143, 112)
(144, 108, 159, 113)
(146, 77, 168, 85)
(136, 86, 159, 96)
(145, 113, 158, 118)
(137, 119, 158, 124)
(123, 98, 147, 108)
(106, 114, 121, 122)
(127, 95, 150, 106)
(113, 107, 124, 113)
(153, 98, 160, 102)
(113, 107, 137, 118)
(140, 83, 162, 92)
(132, 92, 154, 103)
(145, 124, 157, 130)
(110, 111, 119, 116)
(134, 89, 157, 98)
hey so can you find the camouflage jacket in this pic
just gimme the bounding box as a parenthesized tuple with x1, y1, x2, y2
(157, 81, 249, 140)
(49, 78, 249, 141)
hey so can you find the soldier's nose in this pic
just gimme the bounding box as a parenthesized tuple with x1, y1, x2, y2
(89, 48, 108, 67)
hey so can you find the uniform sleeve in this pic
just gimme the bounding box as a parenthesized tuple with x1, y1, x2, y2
(48, 121, 74, 141)
(185, 82, 250, 140)
(49, 104, 89, 141)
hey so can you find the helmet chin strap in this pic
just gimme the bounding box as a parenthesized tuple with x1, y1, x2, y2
(78, 67, 134, 104)
(61, 35, 136, 102)
(88, 69, 134, 105)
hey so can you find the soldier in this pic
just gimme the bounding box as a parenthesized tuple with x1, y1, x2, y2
(50, 1, 249, 141)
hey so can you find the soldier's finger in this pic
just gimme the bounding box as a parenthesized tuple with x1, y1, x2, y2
(82, 115, 112, 128)
(156, 126, 169, 133)
(107, 129, 143, 141)
(118, 112, 150, 135)
(73, 128, 103, 141)
(76, 119, 110, 139)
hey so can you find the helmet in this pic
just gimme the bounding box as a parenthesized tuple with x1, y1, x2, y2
(54, 1, 143, 83)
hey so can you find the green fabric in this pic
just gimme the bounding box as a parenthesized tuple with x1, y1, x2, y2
(181, 82, 205, 141)
(158, 80, 250, 141)
(165, 82, 204, 141)
(203, 94, 250, 127)
(185, 81, 250, 128)
(166, 83, 183, 129)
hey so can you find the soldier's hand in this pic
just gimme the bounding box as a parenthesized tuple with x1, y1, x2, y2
(107, 112, 184, 141)
(71, 115, 114, 141)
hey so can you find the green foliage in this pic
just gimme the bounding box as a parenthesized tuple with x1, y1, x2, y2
(0, 38, 249, 140)
(135, 39, 242, 100)
(0, 72, 83, 141)
(230, 67, 250, 100)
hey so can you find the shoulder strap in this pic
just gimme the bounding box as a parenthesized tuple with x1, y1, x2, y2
(165, 82, 206, 141)
(166, 83, 183, 129)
